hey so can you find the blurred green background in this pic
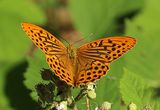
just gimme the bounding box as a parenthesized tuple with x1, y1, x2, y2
(0, 0, 160, 110)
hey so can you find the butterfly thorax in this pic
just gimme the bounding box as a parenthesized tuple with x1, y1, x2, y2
(67, 45, 77, 67)
(67, 45, 79, 81)
(67, 45, 76, 59)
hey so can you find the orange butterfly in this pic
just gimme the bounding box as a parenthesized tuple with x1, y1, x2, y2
(21, 22, 136, 87)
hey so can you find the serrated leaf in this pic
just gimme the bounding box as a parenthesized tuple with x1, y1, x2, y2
(120, 68, 149, 108)
(24, 50, 49, 100)
(120, 68, 160, 109)
(120, 68, 160, 110)
(0, 0, 45, 109)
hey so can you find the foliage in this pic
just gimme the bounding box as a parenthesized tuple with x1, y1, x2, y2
(0, 0, 45, 109)
(120, 68, 160, 109)
(0, 0, 160, 110)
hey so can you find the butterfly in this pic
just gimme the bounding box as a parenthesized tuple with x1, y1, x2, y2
(21, 22, 136, 87)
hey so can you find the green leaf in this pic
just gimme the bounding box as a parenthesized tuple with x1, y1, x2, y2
(22, 0, 146, 109)
(68, 0, 144, 40)
(120, 68, 160, 109)
(0, 0, 45, 109)
(95, 59, 126, 110)
(0, 64, 14, 110)
(153, 100, 160, 110)
(0, 0, 45, 62)
(0, 0, 45, 23)
(24, 50, 49, 100)
(68, 0, 144, 109)
(120, 68, 148, 108)
(124, 0, 160, 84)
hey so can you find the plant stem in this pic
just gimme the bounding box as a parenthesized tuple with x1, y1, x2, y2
(73, 104, 79, 110)
(86, 97, 90, 110)
(74, 88, 87, 102)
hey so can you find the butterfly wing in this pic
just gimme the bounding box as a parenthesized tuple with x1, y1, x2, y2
(75, 36, 136, 86)
(21, 22, 74, 86)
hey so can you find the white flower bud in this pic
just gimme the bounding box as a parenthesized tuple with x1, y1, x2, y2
(95, 101, 112, 110)
(129, 102, 137, 110)
(87, 90, 96, 99)
(56, 101, 67, 110)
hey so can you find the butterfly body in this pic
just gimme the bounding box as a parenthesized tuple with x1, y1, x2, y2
(21, 22, 136, 87)
(66, 45, 79, 83)
(67, 45, 77, 62)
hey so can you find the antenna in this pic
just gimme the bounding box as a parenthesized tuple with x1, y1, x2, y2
(71, 33, 95, 45)
(58, 35, 70, 46)
(47, 25, 70, 45)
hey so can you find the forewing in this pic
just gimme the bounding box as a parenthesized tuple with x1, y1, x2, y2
(75, 36, 136, 86)
(21, 22, 74, 86)
(21, 22, 66, 55)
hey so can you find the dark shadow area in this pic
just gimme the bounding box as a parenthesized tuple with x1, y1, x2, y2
(5, 59, 36, 110)
(116, 9, 142, 34)
(153, 87, 160, 99)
